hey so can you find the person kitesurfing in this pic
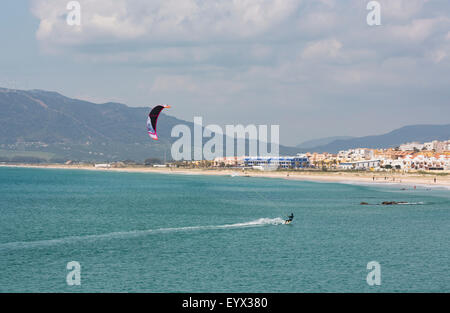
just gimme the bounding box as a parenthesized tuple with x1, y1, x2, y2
(285, 213, 294, 224)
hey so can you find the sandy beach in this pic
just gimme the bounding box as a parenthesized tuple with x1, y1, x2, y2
(2, 163, 449, 188)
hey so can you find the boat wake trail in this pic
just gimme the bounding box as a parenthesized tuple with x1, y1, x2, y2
(0, 218, 285, 251)
(402, 202, 426, 205)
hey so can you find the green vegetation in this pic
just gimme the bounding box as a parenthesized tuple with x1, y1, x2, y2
(0, 149, 55, 162)
(144, 158, 163, 165)
(416, 170, 449, 176)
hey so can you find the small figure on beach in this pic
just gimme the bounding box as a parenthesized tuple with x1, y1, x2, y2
(434, 177, 437, 183)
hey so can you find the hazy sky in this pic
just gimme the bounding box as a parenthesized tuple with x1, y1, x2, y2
(1, 0, 450, 145)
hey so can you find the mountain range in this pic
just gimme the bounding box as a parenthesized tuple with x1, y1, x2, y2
(0, 87, 448, 162)
(0, 88, 299, 162)
(301, 124, 450, 153)
(296, 136, 355, 149)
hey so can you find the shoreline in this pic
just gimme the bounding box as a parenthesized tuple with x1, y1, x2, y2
(1, 163, 449, 189)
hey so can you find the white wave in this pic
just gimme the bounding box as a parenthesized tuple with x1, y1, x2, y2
(0, 218, 285, 250)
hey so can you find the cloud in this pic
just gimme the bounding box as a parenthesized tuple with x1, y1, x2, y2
(30, 0, 450, 66)
(301, 38, 343, 60)
(150, 75, 198, 93)
(295, 11, 339, 36)
(378, 0, 429, 21)
(149, 74, 244, 96)
(27, 0, 450, 144)
(31, 0, 301, 47)
(389, 17, 450, 43)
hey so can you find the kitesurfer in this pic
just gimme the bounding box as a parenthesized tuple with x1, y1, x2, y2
(285, 213, 294, 224)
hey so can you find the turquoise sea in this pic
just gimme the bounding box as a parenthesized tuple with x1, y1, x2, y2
(0, 167, 449, 292)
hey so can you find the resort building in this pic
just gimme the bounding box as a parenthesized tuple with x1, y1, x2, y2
(401, 154, 450, 171)
(400, 140, 450, 153)
(338, 160, 381, 170)
(337, 148, 374, 162)
(213, 156, 246, 167)
(244, 155, 310, 169)
(94, 163, 111, 168)
(381, 153, 450, 171)
(399, 142, 424, 151)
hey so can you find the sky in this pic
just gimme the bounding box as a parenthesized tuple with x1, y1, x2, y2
(1, 0, 450, 146)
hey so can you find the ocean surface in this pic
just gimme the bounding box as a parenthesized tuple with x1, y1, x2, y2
(0, 167, 449, 292)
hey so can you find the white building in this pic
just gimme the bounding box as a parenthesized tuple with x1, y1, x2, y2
(213, 156, 246, 167)
(393, 154, 450, 171)
(244, 155, 310, 169)
(423, 140, 450, 152)
(338, 160, 381, 170)
(337, 148, 374, 161)
(94, 163, 111, 168)
(399, 142, 424, 151)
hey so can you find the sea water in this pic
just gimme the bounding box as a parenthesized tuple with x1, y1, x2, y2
(0, 167, 448, 292)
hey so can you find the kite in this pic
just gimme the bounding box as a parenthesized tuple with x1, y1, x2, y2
(146, 105, 171, 140)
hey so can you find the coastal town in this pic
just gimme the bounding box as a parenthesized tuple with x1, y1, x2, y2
(12, 139, 448, 174)
(208, 139, 450, 172)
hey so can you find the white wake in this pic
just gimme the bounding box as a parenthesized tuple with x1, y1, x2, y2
(0, 217, 285, 250)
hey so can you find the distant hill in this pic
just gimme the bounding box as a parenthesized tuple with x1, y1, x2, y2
(0, 87, 300, 162)
(300, 124, 450, 153)
(297, 136, 355, 149)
